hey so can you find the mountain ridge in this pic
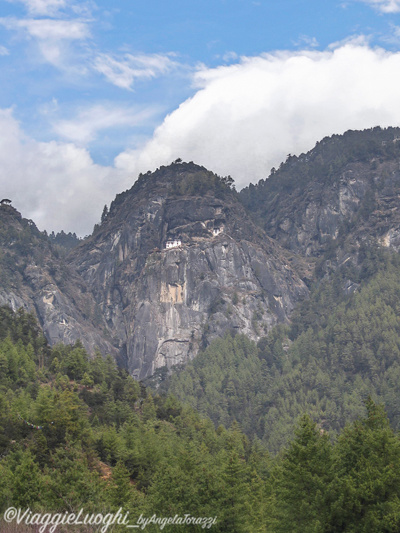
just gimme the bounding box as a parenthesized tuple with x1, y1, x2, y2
(3, 127, 400, 378)
(0, 202, 117, 359)
(240, 126, 400, 257)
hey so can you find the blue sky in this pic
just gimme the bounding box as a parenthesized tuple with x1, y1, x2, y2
(1, 0, 400, 234)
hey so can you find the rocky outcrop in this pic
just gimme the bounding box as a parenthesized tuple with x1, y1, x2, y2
(240, 127, 400, 257)
(68, 162, 309, 379)
(7, 129, 400, 379)
(0, 204, 117, 358)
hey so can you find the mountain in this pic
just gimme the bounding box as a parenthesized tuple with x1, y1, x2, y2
(5, 129, 400, 532)
(160, 249, 400, 452)
(67, 162, 308, 379)
(4, 127, 400, 381)
(0, 202, 116, 358)
(240, 127, 400, 259)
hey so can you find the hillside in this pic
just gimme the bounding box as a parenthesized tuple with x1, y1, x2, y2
(0, 306, 265, 532)
(4, 128, 400, 530)
(3, 128, 400, 382)
(0, 203, 116, 358)
(2, 306, 400, 532)
(157, 247, 400, 452)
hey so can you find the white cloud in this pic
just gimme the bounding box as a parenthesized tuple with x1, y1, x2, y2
(294, 35, 319, 49)
(93, 52, 179, 90)
(0, 16, 90, 67)
(5, 43, 400, 236)
(0, 46, 9, 56)
(0, 109, 126, 235)
(358, 0, 400, 12)
(222, 51, 239, 62)
(328, 34, 371, 49)
(115, 44, 400, 190)
(5, 0, 93, 17)
(0, 17, 89, 40)
(6, 0, 68, 16)
(53, 104, 161, 144)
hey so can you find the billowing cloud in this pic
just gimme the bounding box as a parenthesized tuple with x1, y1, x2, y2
(53, 104, 161, 144)
(115, 43, 400, 189)
(93, 53, 179, 90)
(5, 43, 400, 236)
(358, 0, 400, 12)
(0, 109, 128, 235)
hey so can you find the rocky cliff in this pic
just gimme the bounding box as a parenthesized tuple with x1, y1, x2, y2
(0, 203, 116, 358)
(68, 162, 309, 379)
(6, 128, 400, 379)
(240, 127, 400, 258)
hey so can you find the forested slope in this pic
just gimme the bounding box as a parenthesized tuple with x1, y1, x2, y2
(2, 307, 400, 531)
(0, 306, 270, 532)
(161, 248, 400, 452)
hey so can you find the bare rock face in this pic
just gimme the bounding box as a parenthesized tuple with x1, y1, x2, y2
(240, 127, 400, 257)
(68, 162, 309, 379)
(0, 204, 117, 358)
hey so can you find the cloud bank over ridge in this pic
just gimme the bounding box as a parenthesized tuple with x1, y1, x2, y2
(3, 43, 400, 234)
(116, 43, 400, 189)
(0, 109, 124, 235)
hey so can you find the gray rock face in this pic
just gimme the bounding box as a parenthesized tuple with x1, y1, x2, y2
(265, 164, 372, 255)
(281, 161, 400, 257)
(240, 128, 400, 258)
(68, 163, 308, 379)
(7, 129, 400, 379)
(0, 204, 117, 359)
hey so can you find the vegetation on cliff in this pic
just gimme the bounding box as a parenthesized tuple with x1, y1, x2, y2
(240, 126, 400, 214)
(159, 248, 400, 453)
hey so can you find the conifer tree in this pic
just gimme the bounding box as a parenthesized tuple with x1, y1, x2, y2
(12, 451, 44, 508)
(270, 414, 332, 532)
(329, 398, 400, 532)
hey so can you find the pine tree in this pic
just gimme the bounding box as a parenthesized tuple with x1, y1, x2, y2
(142, 393, 157, 423)
(12, 450, 44, 508)
(270, 414, 332, 532)
(108, 460, 134, 509)
(329, 398, 400, 532)
(101, 205, 109, 223)
(217, 449, 251, 532)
